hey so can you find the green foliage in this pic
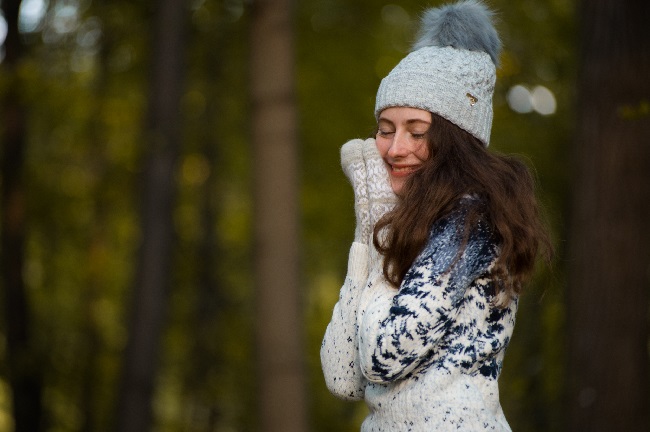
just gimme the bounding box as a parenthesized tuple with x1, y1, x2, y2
(0, 0, 574, 430)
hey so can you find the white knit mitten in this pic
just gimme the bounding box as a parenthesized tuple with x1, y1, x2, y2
(362, 139, 397, 230)
(359, 139, 397, 267)
(341, 139, 371, 245)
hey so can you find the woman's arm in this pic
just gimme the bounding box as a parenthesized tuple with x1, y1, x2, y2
(321, 242, 369, 400)
(320, 139, 374, 400)
(321, 138, 399, 398)
(358, 211, 497, 383)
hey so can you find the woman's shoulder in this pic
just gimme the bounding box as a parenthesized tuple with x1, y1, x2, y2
(421, 196, 497, 263)
(429, 195, 490, 235)
(405, 196, 498, 294)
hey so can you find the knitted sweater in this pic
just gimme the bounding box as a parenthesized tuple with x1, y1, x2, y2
(321, 204, 517, 431)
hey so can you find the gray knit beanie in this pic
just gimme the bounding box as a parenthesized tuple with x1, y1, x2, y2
(374, 0, 501, 146)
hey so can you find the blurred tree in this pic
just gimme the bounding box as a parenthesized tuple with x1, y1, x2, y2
(115, 0, 188, 431)
(250, 0, 308, 431)
(567, 0, 650, 430)
(0, 0, 44, 431)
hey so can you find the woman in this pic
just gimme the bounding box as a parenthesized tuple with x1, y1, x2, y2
(321, 1, 552, 431)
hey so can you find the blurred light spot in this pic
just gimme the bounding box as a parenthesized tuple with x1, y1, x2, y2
(19, 0, 48, 33)
(381, 4, 410, 27)
(51, 3, 79, 34)
(76, 17, 101, 48)
(0, 14, 7, 46)
(507, 84, 533, 114)
(507, 84, 557, 116)
(531, 85, 556, 115)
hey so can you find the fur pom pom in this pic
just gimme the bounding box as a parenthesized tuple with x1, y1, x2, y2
(412, 0, 501, 66)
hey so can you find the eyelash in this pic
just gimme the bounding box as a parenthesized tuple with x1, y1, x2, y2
(377, 131, 426, 139)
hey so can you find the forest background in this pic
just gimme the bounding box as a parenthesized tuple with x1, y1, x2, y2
(1, 0, 649, 431)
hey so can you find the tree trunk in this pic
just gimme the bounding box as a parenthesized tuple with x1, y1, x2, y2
(1, 0, 44, 431)
(115, 0, 187, 430)
(567, 1, 650, 430)
(249, 0, 308, 430)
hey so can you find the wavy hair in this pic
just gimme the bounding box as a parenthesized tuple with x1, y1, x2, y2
(373, 113, 552, 305)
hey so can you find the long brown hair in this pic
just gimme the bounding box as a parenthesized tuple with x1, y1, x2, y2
(373, 113, 552, 304)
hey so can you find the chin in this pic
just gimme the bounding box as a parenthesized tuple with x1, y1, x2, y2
(391, 182, 404, 195)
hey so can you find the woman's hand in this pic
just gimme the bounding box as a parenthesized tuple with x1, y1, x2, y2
(341, 139, 371, 245)
(362, 140, 397, 229)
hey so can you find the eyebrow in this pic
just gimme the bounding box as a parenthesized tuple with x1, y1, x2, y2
(377, 118, 431, 126)
(406, 119, 431, 125)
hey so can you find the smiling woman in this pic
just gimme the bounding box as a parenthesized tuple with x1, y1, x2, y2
(320, 1, 553, 431)
(375, 107, 430, 194)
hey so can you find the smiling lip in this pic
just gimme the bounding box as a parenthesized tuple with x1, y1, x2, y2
(388, 163, 421, 178)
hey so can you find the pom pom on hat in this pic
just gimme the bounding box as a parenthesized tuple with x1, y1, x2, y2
(413, 0, 501, 66)
(374, 0, 501, 146)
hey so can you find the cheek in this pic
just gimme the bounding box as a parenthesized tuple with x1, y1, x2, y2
(415, 143, 430, 161)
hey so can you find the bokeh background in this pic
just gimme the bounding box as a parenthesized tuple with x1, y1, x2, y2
(1, 0, 648, 431)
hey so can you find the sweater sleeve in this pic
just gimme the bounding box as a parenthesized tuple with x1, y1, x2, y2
(358, 212, 497, 383)
(320, 241, 369, 400)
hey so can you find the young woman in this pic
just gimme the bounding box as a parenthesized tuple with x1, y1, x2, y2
(321, 1, 552, 431)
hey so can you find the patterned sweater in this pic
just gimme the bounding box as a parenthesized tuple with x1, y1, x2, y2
(321, 204, 517, 431)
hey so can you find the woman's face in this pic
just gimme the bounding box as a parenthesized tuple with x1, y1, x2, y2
(375, 107, 431, 194)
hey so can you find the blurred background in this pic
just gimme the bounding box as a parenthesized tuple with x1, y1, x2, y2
(0, 0, 648, 431)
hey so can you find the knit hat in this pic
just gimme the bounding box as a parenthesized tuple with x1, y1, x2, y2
(374, 0, 501, 146)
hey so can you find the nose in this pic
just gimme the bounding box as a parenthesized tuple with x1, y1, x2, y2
(386, 131, 409, 159)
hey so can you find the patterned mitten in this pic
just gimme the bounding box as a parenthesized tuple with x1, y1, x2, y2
(361, 139, 398, 267)
(362, 139, 397, 230)
(341, 139, 371, 245)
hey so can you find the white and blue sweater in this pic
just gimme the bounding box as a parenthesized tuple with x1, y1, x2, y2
(321, 205, 517, 431)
